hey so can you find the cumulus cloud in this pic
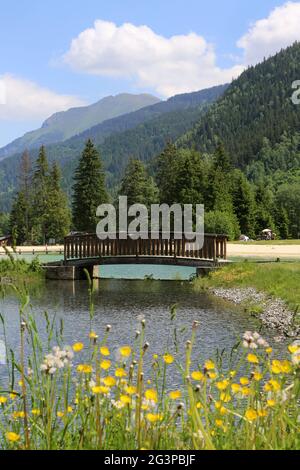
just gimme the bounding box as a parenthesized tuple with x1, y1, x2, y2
(237, 1, 300, 65)
(0, 74, 84, 121)
(64, 20, 243, 97)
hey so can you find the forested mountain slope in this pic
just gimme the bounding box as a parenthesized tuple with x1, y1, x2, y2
(0, 84, 227, 210)
(181, 42, 300, 170)
(0, 93, 160, 161)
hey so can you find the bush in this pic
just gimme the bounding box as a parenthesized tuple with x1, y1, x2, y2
(205, 211, 240, 240)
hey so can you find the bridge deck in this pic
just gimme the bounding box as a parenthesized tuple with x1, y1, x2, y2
(64, 233, 228, 267)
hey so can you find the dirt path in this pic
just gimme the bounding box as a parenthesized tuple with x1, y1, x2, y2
(228, 244, 300, 259)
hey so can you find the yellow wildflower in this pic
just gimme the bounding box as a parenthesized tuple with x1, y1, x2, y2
(169, 390, 181, 400)
(124, 385, 137, 395)
(73, 342, 84, 352)
(288, 344, 300, 354)
(215, 419, 223, 427)
(9, 392, 17, 400)
(247, 353, 259, 364)
(216, 380, 229, 391)
(32, 409, 40, 416)
(231, 383, 241, 394)
(89, 331, 98, 340)
(57, 411, 64, 418)
(0, 396, 8, 404)
(92, 386, 110, 395)
(163, 354, 174, 364)
(271, 360, 282, 374)
(245, 409, 258, 422)
(115, 368, 127, 378)
(100, 360, 111, 370)
(6, 432, 20, 443)
(266, 348, 273, 354)
(100, 346, 110, 356)
(12, 411, 25, 419)
(119, 346, 132, 358)
(145, 389, 158, 402)
(77, 364, 92, 374)
(208, 371, 217, 379)
(281, 360, 292, 374)
(103, 376, 116, 387)
(120, 395, 131, 404)
(220, 406, 228, 416)
(240, 377, 250, 386)
(146, 413, 163, 423)
(241, 388, 251, 397)
(191, 371, 205, 381)
(204, 360, 215, 370)
(253, 371, 263, 382)
(267, 399, 276, 407)
(220, 392, 231, 403)
(230, 370, 237, 378)
(258, 409, 268, 418)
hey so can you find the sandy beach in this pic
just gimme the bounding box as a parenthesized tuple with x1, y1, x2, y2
(227, 243, 300, 259)
(1, 243, 300, 259)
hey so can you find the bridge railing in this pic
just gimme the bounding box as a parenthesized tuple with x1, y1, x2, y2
(64, 233, 227, 262)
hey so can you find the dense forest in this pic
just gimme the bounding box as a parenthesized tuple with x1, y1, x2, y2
(0, 85, 227, 212)
(1, 43, 300, 240)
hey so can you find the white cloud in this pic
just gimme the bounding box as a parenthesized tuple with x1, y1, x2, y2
(237, 1, 300, 65)
(64, 20, 243, 97)
(0, 74, 84, 121)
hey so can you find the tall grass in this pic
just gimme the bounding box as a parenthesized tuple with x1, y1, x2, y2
(194, 262, 300, 311)
(0, 281, 299, 450)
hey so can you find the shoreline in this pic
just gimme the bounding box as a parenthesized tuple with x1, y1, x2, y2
(210, 287, 299, 341)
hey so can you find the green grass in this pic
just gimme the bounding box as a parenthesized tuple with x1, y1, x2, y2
(194, 262, 300, 310)
(0, 257, 43, 286)
(230, 240, 300, 245)
(0, 303, 299, 450)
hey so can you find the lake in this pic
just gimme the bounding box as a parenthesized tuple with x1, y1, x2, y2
(0, 264, 288, 387)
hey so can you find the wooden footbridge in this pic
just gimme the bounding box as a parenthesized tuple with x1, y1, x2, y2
(45, 233, 228, 280)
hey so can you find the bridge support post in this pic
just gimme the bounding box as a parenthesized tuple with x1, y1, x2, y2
(75, 265, 99, 280)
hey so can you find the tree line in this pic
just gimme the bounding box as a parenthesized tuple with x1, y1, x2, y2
(6, 138, 298, 245)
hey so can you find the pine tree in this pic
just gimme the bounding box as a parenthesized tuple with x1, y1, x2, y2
(72, 140, 108, 232)
(175, 150, 208, 205)
(45, 163, 71, 241)
(9, 191, 28, 245)
(9, 150, 33, 244)
(208, 144, 234, 212)
(273, 204, 290, 240)
(31, 146, 51, 243)
(231, 170, 256, 237)
(119, 158, 159, 207)
(155, 143, 181, 205)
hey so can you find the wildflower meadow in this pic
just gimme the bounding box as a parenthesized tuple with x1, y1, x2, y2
(0, 282, 299, 451)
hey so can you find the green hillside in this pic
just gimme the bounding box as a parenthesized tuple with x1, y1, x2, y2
(0, 93, 160, 160)
(0, 85, 227, 211)
(181, 42, 300, 172)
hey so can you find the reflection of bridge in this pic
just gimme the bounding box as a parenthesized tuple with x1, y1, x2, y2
(45, 233, 228, 280)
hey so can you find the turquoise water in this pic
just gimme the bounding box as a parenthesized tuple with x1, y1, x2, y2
(1, 253, 196, 280)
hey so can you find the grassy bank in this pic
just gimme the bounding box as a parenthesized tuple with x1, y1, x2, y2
(194, 262, 300, 311)
(0, 257, 44, 286)
(231, 240, 300, 245)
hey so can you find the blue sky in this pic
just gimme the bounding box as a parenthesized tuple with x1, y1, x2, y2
(0, 0, 299, 147)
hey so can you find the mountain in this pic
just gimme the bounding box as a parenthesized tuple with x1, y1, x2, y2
(181, 42, 300, 171)
(0, 93, 160, 160)
(0, 84, 228, 211)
